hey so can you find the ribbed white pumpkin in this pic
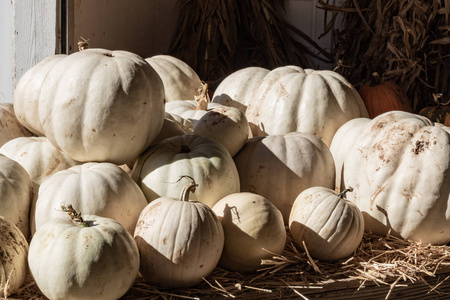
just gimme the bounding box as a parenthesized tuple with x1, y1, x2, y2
(212, 192, 286, 273)
(343, 111, 450, 245)
(194, 105, 249, 156)
(132, 134, 240, 207)
(28, 213, 139, 300)
(0, 154, 33, 238)
(0, 216, 29, 296)
(32, 162, 147, 235)
(245, 66, 369, 146)
(329, 118, 371, 191)
(0, 103, 33, 147)
(289, 187, 364, 261)
(234, 132, 335, 224)
(134, 177, 224, 288)
(0, 136, 79, 186)
(212, 67, 269, 113)
(146, 55, 203, 102)
(165, 100, 224, 126)
(13, 54, 67, 136)
(35, 49, 164, 164)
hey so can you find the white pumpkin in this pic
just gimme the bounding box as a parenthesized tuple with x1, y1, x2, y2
(0, 136, 79, 186)
(245, 66, 369, 146)
(146, 55, 203, 102)
(234, 132, 335, 224)
(212, 67, 269, 113)
(165, 100, 224, 126)
(329, 118, 371, 191)
(34, 49, 165, 164)
(28, 211, 139, 300)
(0, 154, 33, 238)
(212, 192, 286, 273)
(0, 216, 29, 297)
(132, 134, 240, 207)
(0, 103, 33, 147)
(32, 162, 147, 235)
(153, 112, 194, 144)
(13, 54, 67, 136)
(194, 105, 249, 157)
(134, 177, 224, 288)
(343, 111, 450, 245)
(289, 187, 364, 261)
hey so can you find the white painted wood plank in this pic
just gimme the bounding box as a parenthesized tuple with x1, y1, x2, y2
(0, 1, 14, 103)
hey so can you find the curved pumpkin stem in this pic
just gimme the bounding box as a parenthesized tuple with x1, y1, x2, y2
(432, 93, 449, 106)
(338, 187, 353, 199)
(195, 82, 210, 111)
(60, 203, 88, 227)
(178, 175, 198, 201)
(77, 36, 90, 51)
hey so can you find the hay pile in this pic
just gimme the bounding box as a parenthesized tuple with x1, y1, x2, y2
(9, 231, 450, 299)
(168, 0, 332, 81)
(319, 0, 449, 112)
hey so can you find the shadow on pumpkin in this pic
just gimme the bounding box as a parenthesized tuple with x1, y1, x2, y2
(211, 93, 248, 114)
(289, 220, 360, 262)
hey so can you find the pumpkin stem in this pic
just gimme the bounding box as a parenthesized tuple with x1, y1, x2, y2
(372, 72, 381, 85)
(195, 82, 210, 111)
(177, 175, 198, 202)
(60, 203, 88, 227)
(77, 36, 90, 51)
(338, 187, 353, 199)
(432, 93, 449, 106)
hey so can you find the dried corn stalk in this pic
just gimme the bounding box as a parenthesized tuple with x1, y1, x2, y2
(168, 0, 333, 81)
(319, 0, 449, 111)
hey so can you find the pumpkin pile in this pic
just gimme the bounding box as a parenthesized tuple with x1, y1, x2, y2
(0, 47, 449, 299)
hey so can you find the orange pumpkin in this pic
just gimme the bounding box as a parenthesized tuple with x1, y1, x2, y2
(358, 74, 412, 118)
(418, 93, 450, 127)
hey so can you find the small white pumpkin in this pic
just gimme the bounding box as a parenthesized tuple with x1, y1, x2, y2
(165, 100, 224, 127)
(0, 154, 34, 238)
(152, 112, 194, 144)
(32, 162, 147, 235)
(146, 55, 203, 102)
(289, 187, 364, 261)
(212, 192, 286, 273)
(28, 207, 139, 300)
(134, 177, 224, 288)
(132, 134, 240, 207)
(194, 105, 249, 157)
(0, 216, 29, 297)
(0, 136, 80, 186)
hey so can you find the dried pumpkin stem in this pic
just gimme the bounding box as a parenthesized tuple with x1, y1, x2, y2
(195, 82, 210, 111)
(432, 93, 449, 106)
(177, 175, 198, 202)
(60, 203, 88, 227)
(338, 187, 353, 199)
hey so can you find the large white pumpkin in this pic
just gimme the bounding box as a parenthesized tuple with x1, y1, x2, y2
(0, 103, 33, 147)
(234, 132, 335, 224)
(343, 111, 450, 245)
(245, 66, 369, 146)
(146, 55, 203, 102)
(13, 54, 67, 136)
(32, 162, 147, 235)
(0, 154, 34, 238)
(212, 67, 269, 113)
(28, 213, 139, 300)
(134, 177, 224, 288)
(132, 134, 240, 207)
(0, 216, 29, 296)
(33, 49, 165, 164)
